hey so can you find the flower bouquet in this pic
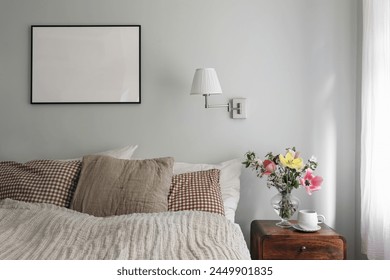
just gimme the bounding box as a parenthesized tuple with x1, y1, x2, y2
(243, 147, 323, 228)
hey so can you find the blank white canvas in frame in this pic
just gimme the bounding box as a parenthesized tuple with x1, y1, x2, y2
(31, 25, 140, 103)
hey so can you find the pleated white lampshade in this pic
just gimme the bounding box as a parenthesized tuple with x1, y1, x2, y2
(190, 68, 222, 95)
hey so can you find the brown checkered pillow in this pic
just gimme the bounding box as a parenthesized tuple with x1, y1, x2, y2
(0, 160, 81, 208)
(168, 169, 224, 216)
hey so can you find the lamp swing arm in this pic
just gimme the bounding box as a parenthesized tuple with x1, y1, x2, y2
(203, 94, 229, 111)
(203, 94, 241, 113)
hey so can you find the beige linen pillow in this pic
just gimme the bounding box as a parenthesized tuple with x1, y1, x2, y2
(71, 155, 174, 217)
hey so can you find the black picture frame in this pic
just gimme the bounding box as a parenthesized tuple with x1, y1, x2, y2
(31, 25, 141, 104)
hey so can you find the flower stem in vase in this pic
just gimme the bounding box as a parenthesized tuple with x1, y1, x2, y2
(271, 191, 300, 228)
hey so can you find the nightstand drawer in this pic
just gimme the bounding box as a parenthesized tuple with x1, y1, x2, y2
(262, 238, 345, 260)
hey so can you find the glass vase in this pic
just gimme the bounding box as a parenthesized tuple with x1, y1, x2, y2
(271, 191, 300, 228)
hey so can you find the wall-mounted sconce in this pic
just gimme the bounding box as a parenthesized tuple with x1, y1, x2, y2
(190, 68, 247, 119)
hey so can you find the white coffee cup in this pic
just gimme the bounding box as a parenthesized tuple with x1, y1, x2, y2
(298, 210, 325, 230)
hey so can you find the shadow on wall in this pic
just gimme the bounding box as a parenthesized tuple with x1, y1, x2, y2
(308, 71, 356, 259)
(236, 73, 357, 259)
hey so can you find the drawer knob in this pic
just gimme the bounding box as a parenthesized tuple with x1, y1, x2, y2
(300, 246, 307, 251)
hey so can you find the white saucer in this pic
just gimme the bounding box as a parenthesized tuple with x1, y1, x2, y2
(292, 224, 321, 232)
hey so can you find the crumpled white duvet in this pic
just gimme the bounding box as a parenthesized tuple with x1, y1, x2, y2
(0, 199, 250, 260)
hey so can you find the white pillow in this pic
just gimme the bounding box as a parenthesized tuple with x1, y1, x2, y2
(95, 144, 138, 159)
(173, 159, 242, 223)
(61, 144, 138, 161)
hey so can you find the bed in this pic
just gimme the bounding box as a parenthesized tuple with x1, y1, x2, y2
(0, 145, 250, 260)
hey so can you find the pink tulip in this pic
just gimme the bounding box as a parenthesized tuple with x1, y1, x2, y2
(263, 160, 276, 175)
(299, 169, 323, 195)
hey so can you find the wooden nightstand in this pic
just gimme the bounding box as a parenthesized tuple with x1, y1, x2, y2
(250, 220, 347, 260)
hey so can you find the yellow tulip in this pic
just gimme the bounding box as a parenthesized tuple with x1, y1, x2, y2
(279, 151, 304, 170)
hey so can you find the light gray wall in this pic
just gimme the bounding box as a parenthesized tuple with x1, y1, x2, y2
(0, 0, 359, 258)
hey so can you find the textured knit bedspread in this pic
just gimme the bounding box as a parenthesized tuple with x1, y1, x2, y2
(0, 199, 250, 260)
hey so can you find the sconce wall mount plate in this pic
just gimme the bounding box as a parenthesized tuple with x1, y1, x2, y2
(231, 98, 247, 119)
